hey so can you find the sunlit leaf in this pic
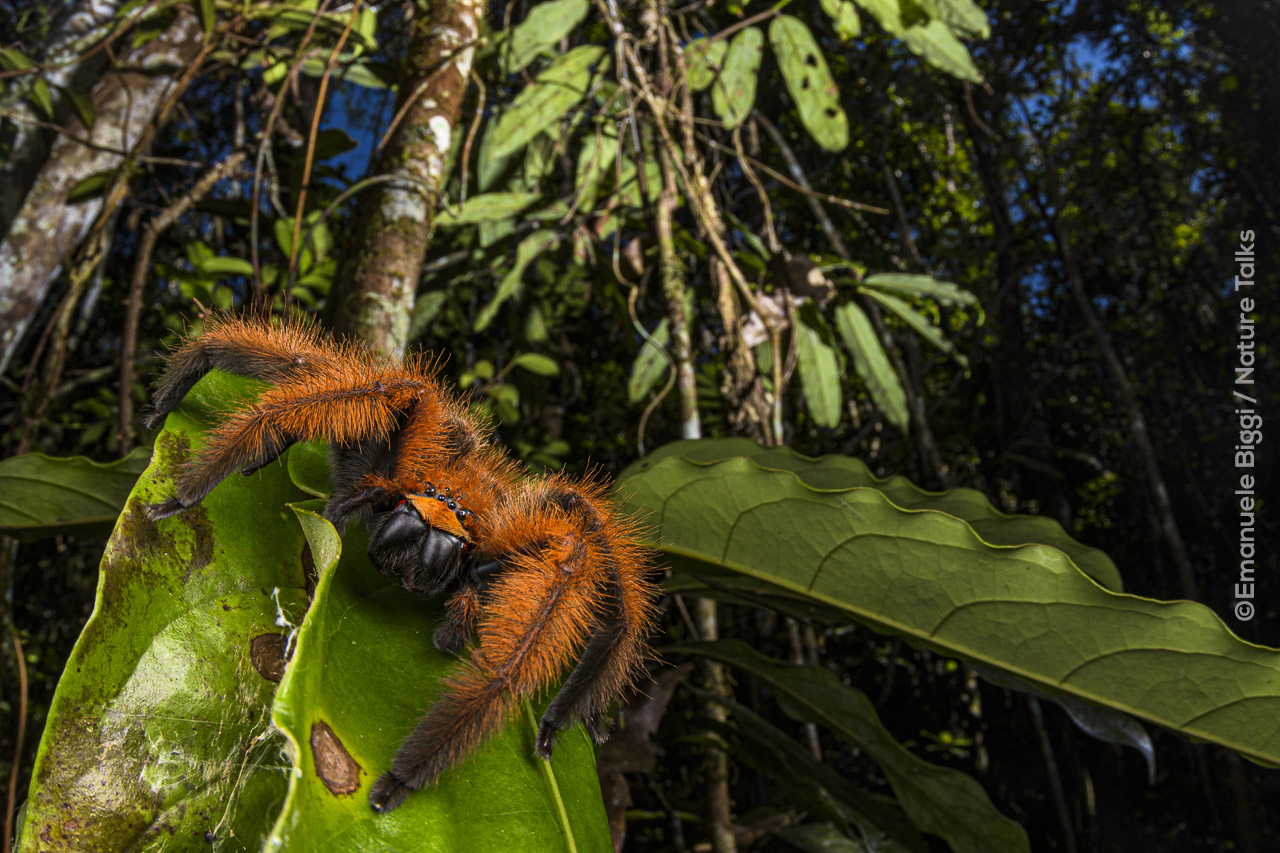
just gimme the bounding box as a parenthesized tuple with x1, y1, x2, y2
(511, 352, 560, 376)
(863, 272, 978, 306)
(855, 0, 983, 82)
(770, 15, 849, 152)
(795, 303, 843, 428)
(475, 229, 560, 331)
(490, 46, 609, 160)
(628, 319, 671, 403)
(436, 192, 543, 227)
(866, 289, 969, 368)
(710, 27, 764, 129)
(683, 37, 728, 91)
(504, 0, 590, 73)
(834, 301, 909, 430)
(820, 0, 862, 41)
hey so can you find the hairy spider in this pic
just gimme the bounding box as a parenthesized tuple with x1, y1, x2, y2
(144, 314, 657, 813)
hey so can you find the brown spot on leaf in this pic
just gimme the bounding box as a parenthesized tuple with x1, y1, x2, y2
(250, 633, 290, 682)
(311, 721, 361, 796)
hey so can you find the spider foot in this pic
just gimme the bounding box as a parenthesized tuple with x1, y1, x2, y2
(433, 620, 468, 654)
(585, 714, 610, 745)
(146, 498, 186, 520)
(535, 720, 558, 760)
(369, 771, 412, 813)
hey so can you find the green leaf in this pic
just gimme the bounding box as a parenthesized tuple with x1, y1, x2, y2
(66, 170, 112, 203)
(866, 289, 969, 368)
(475, 229, 560, 331)
(511, 352, 560, 376)
(769, 15, 849, 152)
(60, 86, 96, 131)
(573, 127, 621, 213)
(436, 192, 543, 227)
(683, 37, 728, 92)
(268, 512, 610, 849)
(627, 319, 671, 403)
(200, 256, 255, 276)
(0, 448, 151, 541)
(834, 301, 909, 431)
(795, 303, 843, 428)
(633, 437, 1124, 593)
(504, 0, 590, 73)
(820, 0, 862, 41)
(311, 128, 358, 160)
(918, 0, 990, 39)
(709, 696, 926, 852)
(710, 27, 764, 129)
(489, 46, 609, 160)
(198, 0, 216, 38)
(617, 443, 1280, 771)
(862, 272, 978, 306)
(30, 78, 54, 118)
(0, 47, 34, 71)
(854, 0, 983, 82)
(18, 373, 311, 851)
(410, 290, 450, 339)
(286, 439, 334, 498)
(683, 640, 1028, 853)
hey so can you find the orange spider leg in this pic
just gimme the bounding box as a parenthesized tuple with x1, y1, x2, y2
(369, 525, 610, 812)
(150, 376, 443, 517)
(146, 314, 354, 428)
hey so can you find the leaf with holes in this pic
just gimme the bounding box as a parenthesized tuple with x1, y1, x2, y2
(770, 15, 849, 152)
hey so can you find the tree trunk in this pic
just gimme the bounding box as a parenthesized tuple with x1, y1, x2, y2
(0, 7, 203, 375)
(330, 0, 485, 355)
(0, 0, 124, 235)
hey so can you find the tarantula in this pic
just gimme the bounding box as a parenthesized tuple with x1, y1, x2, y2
(144, 314, 657, 813)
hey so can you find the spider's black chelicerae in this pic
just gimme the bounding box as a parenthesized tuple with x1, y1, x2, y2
(146, 315, 657, 812)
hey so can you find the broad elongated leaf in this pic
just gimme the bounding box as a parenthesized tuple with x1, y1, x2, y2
(18, 374, 311, 852)
(0, 448, 151, 541)
(616, 443, 1280, 770)
(834, 301, 909, 431)
(862, 272, 978, 306)
(489, 46, 609, 159)
(504, 0, 589, 73)
(628, 318, 671, 403)
(268, 508, 611, 851)
(855, 0, 983, 82)
(436, 192, 543, 227)
(795, 303, 843, 428)
(682, 640, 1028, 853)
(918, 0, 990, 39)
(475, 229, 560, 331)
(683, 37, 728, 91)
(769, 15, 849, 152)
(707, 694, 925, 852)
(710, 27, 763, 129)
(867, 289, 969, 368)
(574, 127, 621, 212)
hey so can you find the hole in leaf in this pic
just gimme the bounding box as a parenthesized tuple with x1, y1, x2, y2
(805, 53, 819, 67)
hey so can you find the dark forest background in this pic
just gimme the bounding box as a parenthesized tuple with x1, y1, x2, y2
(1, 0, 1278, 850)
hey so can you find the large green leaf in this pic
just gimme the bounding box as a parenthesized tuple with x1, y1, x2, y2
(489, 46, 609, 159)
(683, 37, 728, 92)
(769, 15, 849, 152)
(436, 192, 543, 227)
(628, 438, 1122, 592)
(18, 373, 311, 852)
(710, 27, 764, 129)
(0, 448, 151, 541)
(20, 372, 611, 852)
(267, 507, 610, 851)
(474, 229, 560, 332)
(617, 441, 1280, 769)
(682, 640, 1027, 853)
